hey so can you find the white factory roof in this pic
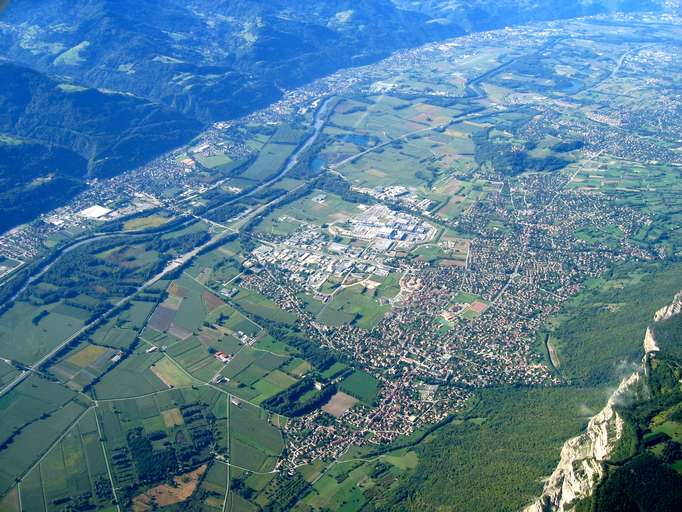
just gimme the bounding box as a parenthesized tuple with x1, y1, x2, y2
(79, 205, 112, 219)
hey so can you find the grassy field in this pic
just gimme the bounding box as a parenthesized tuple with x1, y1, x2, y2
(0, 300, 87, 365)
(197, 153, 233, 169)
(48, 343, 115, 390)
(230, 399, 283, 472)
(241, 141, 296, 181)
(220, 348, 299, 403)
(184, 243, 242, 284)
(195, 462, 229, 510)
(0, 486, 20, 512)
(19, 408, 115, 511)
(255, 336, 298, 356)
(151, 356, 196, 387)
(318, 286, 390, 330)
(256, 190, 363, 233)
(339, 370, 379, 404)
(0, 375, 90, 494)
(232, 288, 298, 325)
(166, 336, 221, 381)
(336, 141, 438, 189)
(168, 274, 210, 334)
(123, 213, 172, 231)
(0, 360, 19, 388)
(92, 344, 166, 399)
(374, 272, 402, 300)
(89, 300, 155, 350)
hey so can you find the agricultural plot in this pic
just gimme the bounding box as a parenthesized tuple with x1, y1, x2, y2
(18, 408, 114, 512)
(149, 356, 196, 388)
(0, 300, 88, 365)
(0, 375, 91, 494)
(318, 286, 390, 330)
(321, 362, 349, 380)
(327, 95, 426, 141)
(184, 243, 242, 285)
(0, 360, 19, 388)
(97, 387, 226, 496)
(200, 328, 243, 354)
(0, 487, 20, 512)
(211, 303, 261, 338)
(220, 348, 299, 404)
(153, 298, 261, 383)
(90, 300, 155, 350)
(256, 190, 363, 231)
(240, 140, 297, 181)
(123, 212, 173, 231)
(166, 336, 223, 382)
(271, 177, 306, 192)
(147, 275, 212, 340)
(91, 344, 167, 399)
(283, 359, 312, 378)
(335, 141, 439, 189)
(48, 343, 117, 391)
(197, 153, 233, 169)
(229, 399, 283, 472)
(339, 371, 379, 405)
(196, 462, 228, 510)
(255, 335, 298, 357)
(232, 288, 297, 325)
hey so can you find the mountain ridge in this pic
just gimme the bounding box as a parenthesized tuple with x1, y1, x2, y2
(526, 290, 682, 512)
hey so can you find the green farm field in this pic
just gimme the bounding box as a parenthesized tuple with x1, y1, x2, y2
(339, 370, 379, 404)
(230, 399, 283, 472)
(318, 285, 390, 330)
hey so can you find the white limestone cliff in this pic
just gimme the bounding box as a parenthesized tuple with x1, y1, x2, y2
(523, 291, 682, 512)
(653, 291, 682, 323)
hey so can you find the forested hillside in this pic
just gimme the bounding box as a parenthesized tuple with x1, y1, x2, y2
(0, 137, 86, 232)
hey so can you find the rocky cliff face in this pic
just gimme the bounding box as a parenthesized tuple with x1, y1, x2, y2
(524, 291, 682, 512)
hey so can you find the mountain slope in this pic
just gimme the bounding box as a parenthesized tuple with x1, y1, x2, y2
(0, 61, 201, 177)
(526, 291, 682, 512)
(0, 61, 201, 232)
(0, 135, 87, 233)
(0, 0, 457, 123)
(392, 1, 663, 29)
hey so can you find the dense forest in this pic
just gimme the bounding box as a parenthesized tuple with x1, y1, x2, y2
(0, 138, 87, 232)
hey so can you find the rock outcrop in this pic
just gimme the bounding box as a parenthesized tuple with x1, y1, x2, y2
(524, 290, 682, 512)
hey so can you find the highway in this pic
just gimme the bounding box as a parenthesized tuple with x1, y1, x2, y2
(0, 96, 334, 399)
